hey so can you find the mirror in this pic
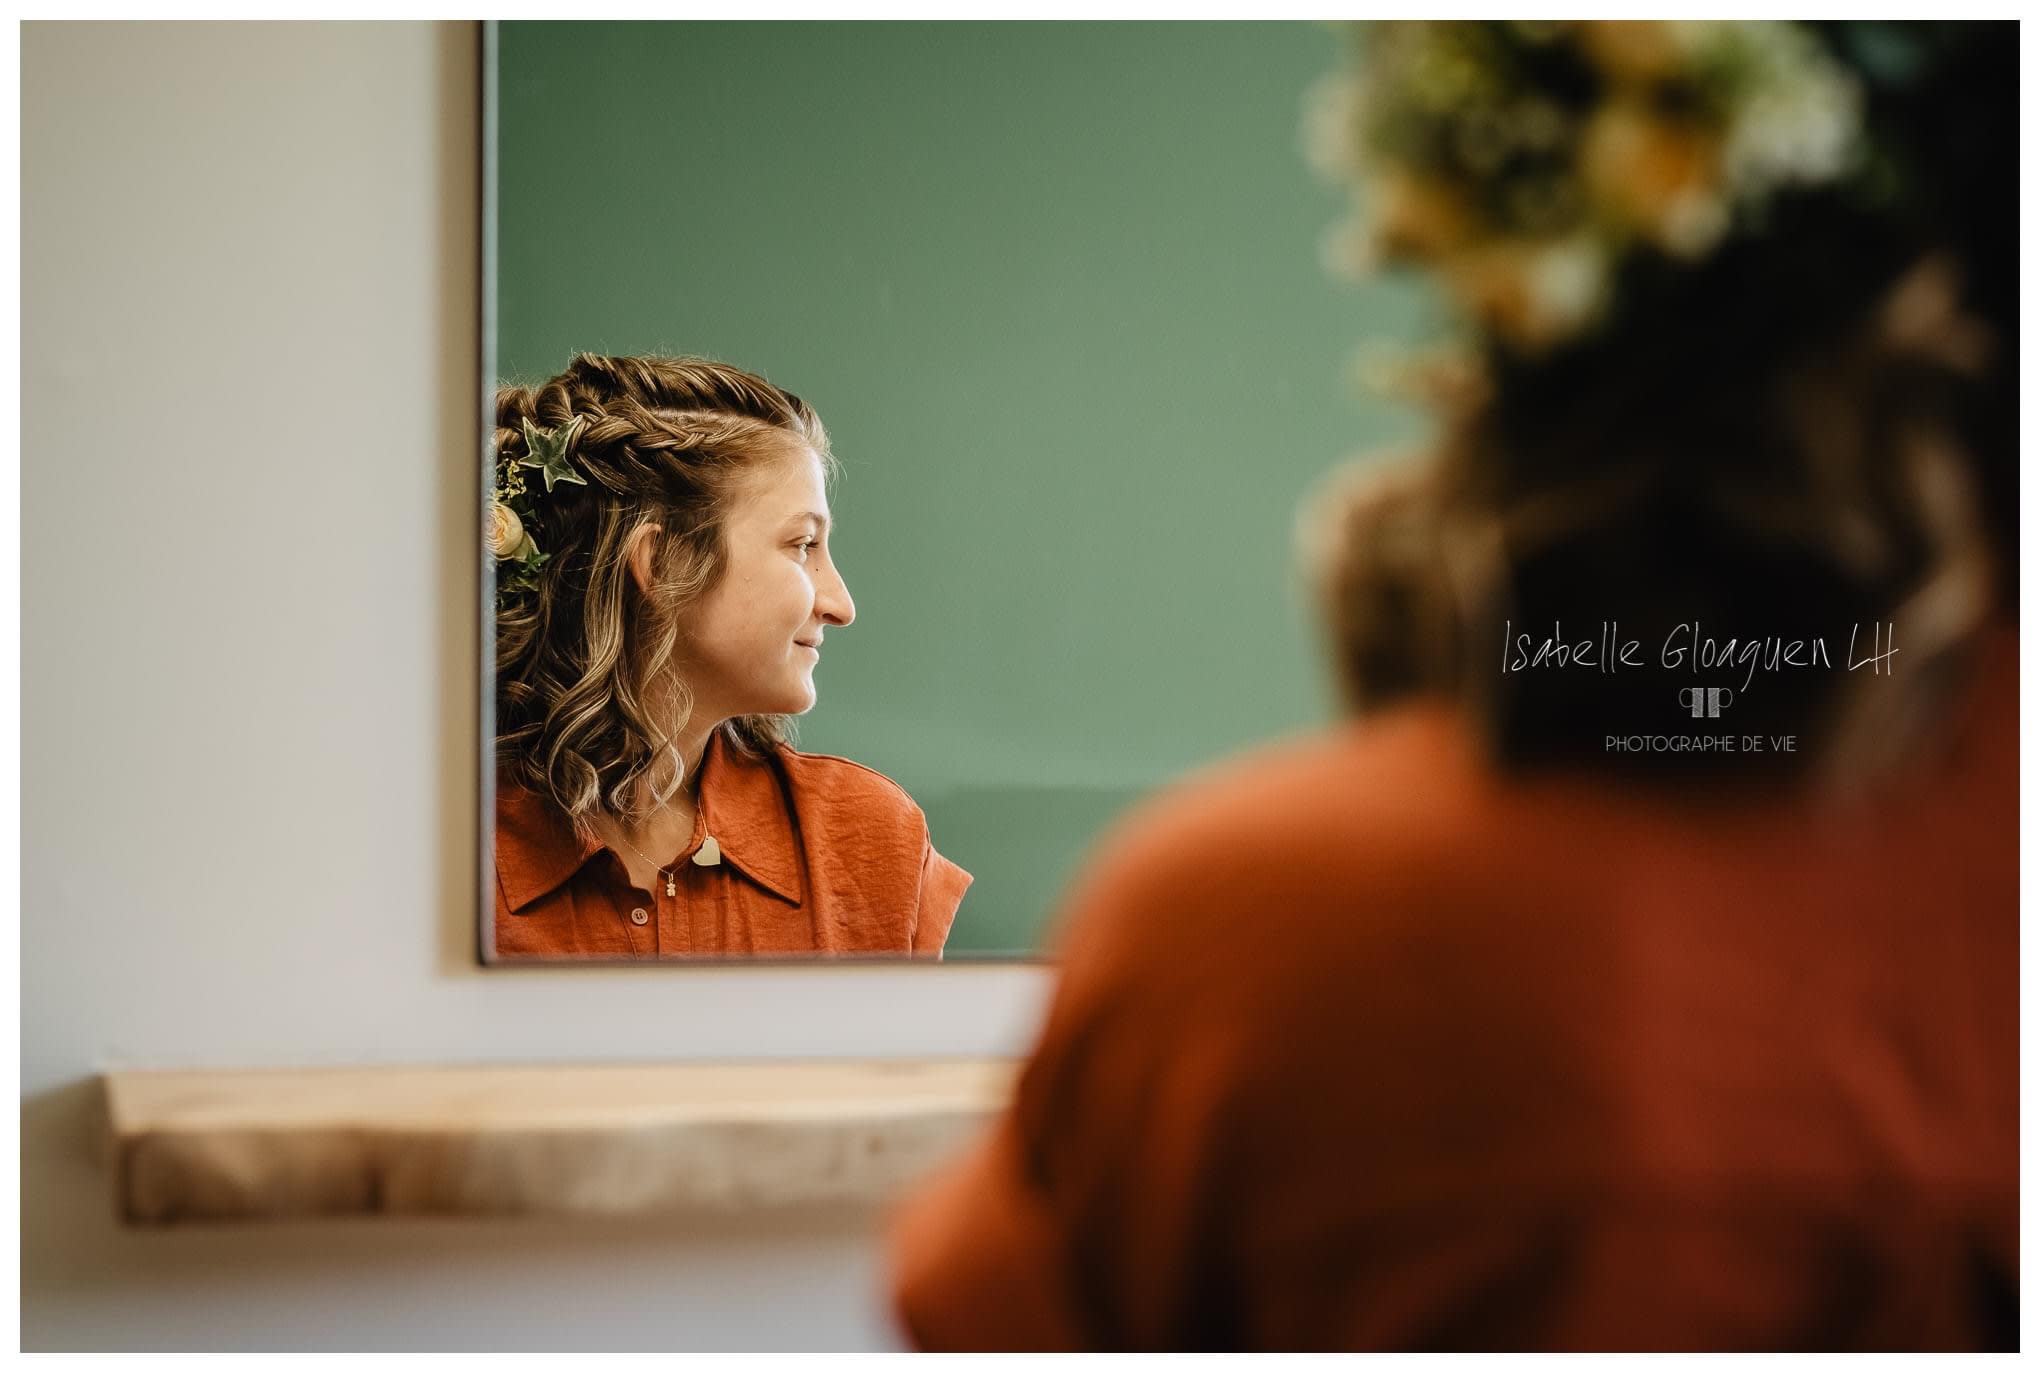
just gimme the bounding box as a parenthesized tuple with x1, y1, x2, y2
(481, 20, 1433, 962)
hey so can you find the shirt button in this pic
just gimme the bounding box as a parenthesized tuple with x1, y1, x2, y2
(629, 907, 650, 926)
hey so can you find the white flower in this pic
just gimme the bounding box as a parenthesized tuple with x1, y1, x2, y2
(1712, 22, 1865, 202)
(1525, 237, 1613, 341)
(1301, 71, 1368, 183)
(489, 501, 528, 560)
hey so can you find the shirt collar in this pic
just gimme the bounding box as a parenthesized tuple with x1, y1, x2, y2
(496, 728, 806, 912)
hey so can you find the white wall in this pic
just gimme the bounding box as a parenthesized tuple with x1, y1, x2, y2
(21, 22, 1051, 1352)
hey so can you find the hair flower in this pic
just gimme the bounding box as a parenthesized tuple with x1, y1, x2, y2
(1311, 21, 1871, 354)
(489, 501, 535, 561)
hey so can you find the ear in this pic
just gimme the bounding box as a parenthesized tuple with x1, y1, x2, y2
(624, 521, 663, 599)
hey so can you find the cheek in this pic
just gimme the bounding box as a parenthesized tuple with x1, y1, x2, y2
(691, 583, 742, 642)
(773, 562, 817, 621)
(713, 567, 810, 653)
(706, 546, 814, 647)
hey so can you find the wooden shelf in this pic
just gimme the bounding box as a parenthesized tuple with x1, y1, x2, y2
(103, 1059, 1015, 1225)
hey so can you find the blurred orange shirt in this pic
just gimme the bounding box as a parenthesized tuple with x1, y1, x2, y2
(492, 728, 971, 960)
(891, 625, 2017, 1350)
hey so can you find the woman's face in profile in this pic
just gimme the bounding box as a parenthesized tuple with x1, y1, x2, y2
(682, 444, 854, 721)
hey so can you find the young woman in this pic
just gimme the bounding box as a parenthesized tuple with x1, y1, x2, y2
(891, 21, 2015, 1349)
(488, 353, 970, 960)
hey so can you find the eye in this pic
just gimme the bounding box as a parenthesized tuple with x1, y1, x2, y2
(794, 538, 821, 558)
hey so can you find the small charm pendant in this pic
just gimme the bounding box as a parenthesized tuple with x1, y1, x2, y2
(693, 834, 722, 867)
(665, 873, 677, 897)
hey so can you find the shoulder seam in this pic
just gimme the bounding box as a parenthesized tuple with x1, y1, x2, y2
(779, 746, 917, 796)
(775, 747, 933, 828)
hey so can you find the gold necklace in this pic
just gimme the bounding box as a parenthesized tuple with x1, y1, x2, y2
(611, 826, 681, 897)
(608, 809, 722, 897)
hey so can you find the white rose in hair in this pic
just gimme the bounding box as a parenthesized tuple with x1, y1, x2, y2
(489, 501, 533, 560)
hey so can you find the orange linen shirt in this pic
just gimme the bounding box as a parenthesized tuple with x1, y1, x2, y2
(891, 624, 2017, 1350)
(492, 728, 972, 960)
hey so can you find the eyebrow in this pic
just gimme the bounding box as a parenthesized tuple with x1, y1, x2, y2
(787, 511, 831, 533)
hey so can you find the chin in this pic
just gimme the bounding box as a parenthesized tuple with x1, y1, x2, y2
(766, 678, 817, 716)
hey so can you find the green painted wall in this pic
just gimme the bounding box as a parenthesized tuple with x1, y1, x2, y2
(492, 21, 1433, 955)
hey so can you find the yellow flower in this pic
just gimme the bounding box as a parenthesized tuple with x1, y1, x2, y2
(1438, 236, 1611, 353)
(1579, 100, 1725, 256)
(1450, 248, 1547, 349)
(1371, 172, 1481, 263)
(489, 501, 531, 561)
(1577, 21, 1689, 84)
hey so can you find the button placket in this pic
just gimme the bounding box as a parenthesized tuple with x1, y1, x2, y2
(602, 853, 655, 957)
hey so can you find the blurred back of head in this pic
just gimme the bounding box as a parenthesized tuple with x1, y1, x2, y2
(1303, 21, 2015, 795)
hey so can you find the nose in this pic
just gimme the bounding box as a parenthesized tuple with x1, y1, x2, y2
(816, 557, 855, 628)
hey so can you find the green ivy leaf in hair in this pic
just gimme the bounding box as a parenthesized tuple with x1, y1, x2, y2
(518, 415, 589, 493)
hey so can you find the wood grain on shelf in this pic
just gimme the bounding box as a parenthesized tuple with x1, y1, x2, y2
(103, 1059, 1015, 1225)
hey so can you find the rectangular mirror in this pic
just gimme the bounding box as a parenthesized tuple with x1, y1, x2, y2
(481, 20, 1431, 963)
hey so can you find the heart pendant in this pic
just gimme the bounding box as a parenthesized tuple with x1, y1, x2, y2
(692, 834, 722, 867)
